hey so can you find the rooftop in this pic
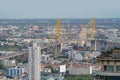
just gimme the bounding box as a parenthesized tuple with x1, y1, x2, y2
(97, 48, 120, 60)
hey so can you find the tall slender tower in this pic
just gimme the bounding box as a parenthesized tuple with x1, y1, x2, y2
(91, 17, 97, 51)
(28, 41, 41, 80)
(57, 17, 61, 42)
(91, 17, 95, 40)
(80, 25, 87, 40)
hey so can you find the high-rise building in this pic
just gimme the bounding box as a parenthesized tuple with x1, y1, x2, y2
(80, 25, 87, 47)
(80, 25, 87, 40)
(28, 41, 41, 80)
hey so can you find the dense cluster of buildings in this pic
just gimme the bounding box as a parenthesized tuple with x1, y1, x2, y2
(0, 19, 120, 80)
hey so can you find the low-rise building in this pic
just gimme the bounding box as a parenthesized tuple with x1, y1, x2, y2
(1, 60, 16, 67)
(41, 63, 66, 74)
(41, 54, 53, 63)
(41, 74, 63, 80)
(68, 63, 92, 75)
(0, 76, 7, 80)
(42, 68, 51, 73)
(17, 63, 28, 73)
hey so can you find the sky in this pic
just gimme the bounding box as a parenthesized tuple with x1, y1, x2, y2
(0, 0, 120, 19)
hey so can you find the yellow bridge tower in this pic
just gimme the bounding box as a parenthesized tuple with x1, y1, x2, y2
(57, 17, 61, 42)
(91, 17, 95, 40)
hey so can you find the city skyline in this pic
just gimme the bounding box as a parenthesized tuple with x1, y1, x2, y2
(0, 0, 120, 19)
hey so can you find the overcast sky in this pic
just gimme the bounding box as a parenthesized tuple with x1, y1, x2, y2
(0, 0, 120, 19)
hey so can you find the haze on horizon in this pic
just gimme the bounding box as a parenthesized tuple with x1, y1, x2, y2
(0, 0, 120, 19)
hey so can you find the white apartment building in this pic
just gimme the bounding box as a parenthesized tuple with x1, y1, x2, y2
(68, 64, 92, 75)
(28, 41, 41, 80)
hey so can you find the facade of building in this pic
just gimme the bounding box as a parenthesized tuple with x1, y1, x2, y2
(41, 54, 52, 63)
(90, 40, 120, 51)
(68, 64, 92, 75)
(94, 48, 120, 80)
(6, 68, 25, 78)
(1, 60, 16, 67)
(28, 42, 41, 80)
(68, 50, 83, 61)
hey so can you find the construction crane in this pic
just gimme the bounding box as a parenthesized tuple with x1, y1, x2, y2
(91, 17, 95, 40)
(57, 17, 61, 42)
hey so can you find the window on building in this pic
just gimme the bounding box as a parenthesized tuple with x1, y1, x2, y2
(104, 65, 106, 71)
(42, 56, 45, 60)
(116, 66, 120, 72)
(104, 65, 114, 72)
